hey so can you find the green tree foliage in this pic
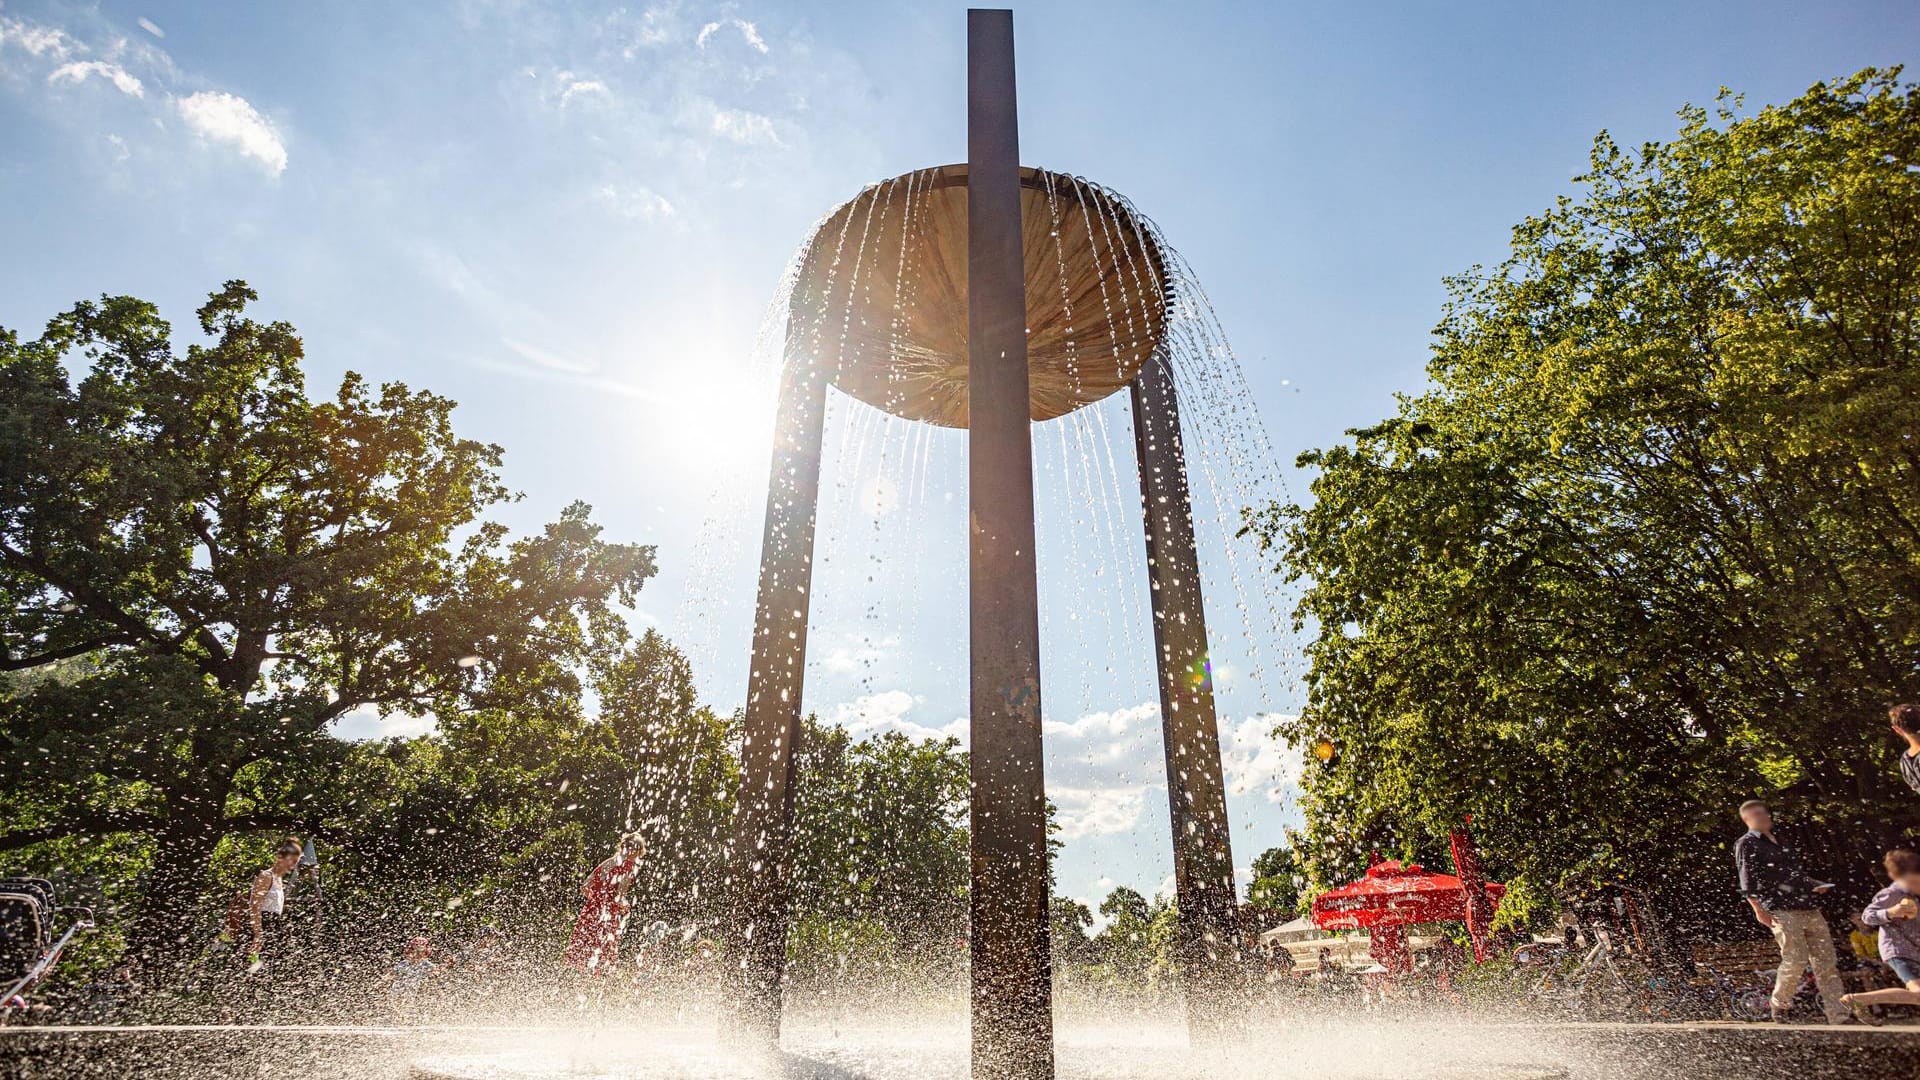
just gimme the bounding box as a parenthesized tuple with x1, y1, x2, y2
(1245, 844, 1302, 916)
(1247, 69, 1920, 931)
(408, 627, 740, 931)
(0, 283, 655, 965)
(1097, 885, 1150, 927)
(788, 719, 970, 960)
(1048, 895, 1095, 966)
(290, 628, 739, 956)
(592, 631, 738, 922)
(1091, 886, 1162, 982)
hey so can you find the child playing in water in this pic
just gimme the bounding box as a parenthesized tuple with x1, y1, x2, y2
(563, 832, 647, 975)
(1840, 849, 1920, 1021)
(380, 936, 438, 1019)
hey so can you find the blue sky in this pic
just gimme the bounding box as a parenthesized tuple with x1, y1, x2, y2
(3, 0, 1914, 919)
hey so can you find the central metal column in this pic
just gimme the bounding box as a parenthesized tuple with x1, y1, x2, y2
(1130, 351, 1243, 1034)
(966, 9, 1054, 1080)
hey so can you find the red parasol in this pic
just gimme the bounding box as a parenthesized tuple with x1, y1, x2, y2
(1310, 859, 1506, 932)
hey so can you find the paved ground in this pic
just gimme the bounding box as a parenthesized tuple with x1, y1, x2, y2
(0, 1021, 1913, 1080)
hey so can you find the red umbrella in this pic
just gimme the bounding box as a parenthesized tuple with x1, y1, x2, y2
(1449, 821, 1499, 963)
(1310, 859, 1506, 932)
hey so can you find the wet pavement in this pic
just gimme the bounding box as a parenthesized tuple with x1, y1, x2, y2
(0, 1021, 1913, 1080)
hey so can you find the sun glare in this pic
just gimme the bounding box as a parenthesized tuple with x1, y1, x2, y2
(646, 365, 777, 480)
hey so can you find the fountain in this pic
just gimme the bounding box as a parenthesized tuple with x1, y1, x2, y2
(728, 10, 1242, 1078)
(0, 12, 1909, 1080)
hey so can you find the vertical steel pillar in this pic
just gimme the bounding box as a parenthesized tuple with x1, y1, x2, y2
(1130, 351, 1242, 1034)
(729, 320, 831, 1049)
(967, 9, 1054, 1080)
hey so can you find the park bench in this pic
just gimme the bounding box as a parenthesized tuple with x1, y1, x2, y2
(1691, 939, 1779, 980)
(1692, 938, 1889, 997)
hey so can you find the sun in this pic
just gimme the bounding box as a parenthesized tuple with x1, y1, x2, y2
(646, 363, 778, 480)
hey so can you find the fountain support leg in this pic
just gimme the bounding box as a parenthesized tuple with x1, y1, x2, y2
(728, 338, 831, 1050)
(1130, 352, 1244, 1035)
(966, 10, 1055, 1080)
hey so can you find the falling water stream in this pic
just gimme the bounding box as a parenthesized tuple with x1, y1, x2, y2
(674, 166, 1302, 754)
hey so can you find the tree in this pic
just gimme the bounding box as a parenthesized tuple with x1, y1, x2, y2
(1248, 69, 1920, 932)
(1092, 886, 1158, 980)
(311, 628, 737, 946)
(1049, 896, 1095, 966)
(788, 719, 971, 959)
(0, 283, 655, 965)
(1097, 885, 1150, 927)
(591, 630, 738, 924)
(1245, 844, 1302, 916)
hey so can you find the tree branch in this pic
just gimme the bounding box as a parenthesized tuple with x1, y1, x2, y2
(0, 541, 167, 651)
(220, 811, 341, 844)
(189, 508, 223, 576)
(0, 637, 122, 672)
(0, 810, 163, 853)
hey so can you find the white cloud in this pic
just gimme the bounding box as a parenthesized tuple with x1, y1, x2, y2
(1045, 702, 1301, 806)
(1045, 702, 1162, 840)
(1044, 700, 1156, 740)
(413, 246, 683, 402)
(174, 90, 286, 175)
(1037, 703, 1301, 868)
(1221, 713, 1302, 804)
(328, 704, 437, 741)
(415, 245, 517, 315)
(503, 337, 597, 375)
(710, 106, 779, 146)
(593, 182, 676, 222)
(0, 15, 77, 61)
(857, 474, 899, 517)
(696, 16, 767, 54)
(828, 688, 914, 730)
(1052, 785, 1149, 839)
(820, 689, 965, 743)
(48, 60, 144, 98)
(611, 3, 678, 57)
(559, 76, 609, 107)
(0, 12, 283, 180)
(526, 67, 615, 110)
(817, 632, 897, 675)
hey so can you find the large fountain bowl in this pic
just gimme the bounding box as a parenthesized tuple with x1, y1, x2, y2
(790, 164, 1169, 428)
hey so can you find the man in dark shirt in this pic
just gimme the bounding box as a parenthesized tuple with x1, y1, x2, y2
(1890, 705, 1920, 795)
(1734, 800, 1850, 1024)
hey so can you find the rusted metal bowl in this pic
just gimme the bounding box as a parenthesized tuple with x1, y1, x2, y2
(788, 164, 1169, 429)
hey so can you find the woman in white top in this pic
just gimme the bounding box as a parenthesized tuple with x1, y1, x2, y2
(247, 838, 303, 965)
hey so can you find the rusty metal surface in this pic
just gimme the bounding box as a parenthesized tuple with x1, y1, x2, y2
(727, 322, 833, 1048)
(966, 10, 1056, 1080)
(1130, 351, 1243, 1034)
(792, 163, 1167, 429)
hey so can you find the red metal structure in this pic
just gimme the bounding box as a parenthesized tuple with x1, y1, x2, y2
(1448, 823, 1499, 963)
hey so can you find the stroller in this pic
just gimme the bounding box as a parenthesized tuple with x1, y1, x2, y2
(0, 877, 93, 1018)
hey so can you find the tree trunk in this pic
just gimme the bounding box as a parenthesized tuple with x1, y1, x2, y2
(125, 816, 225, 977)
